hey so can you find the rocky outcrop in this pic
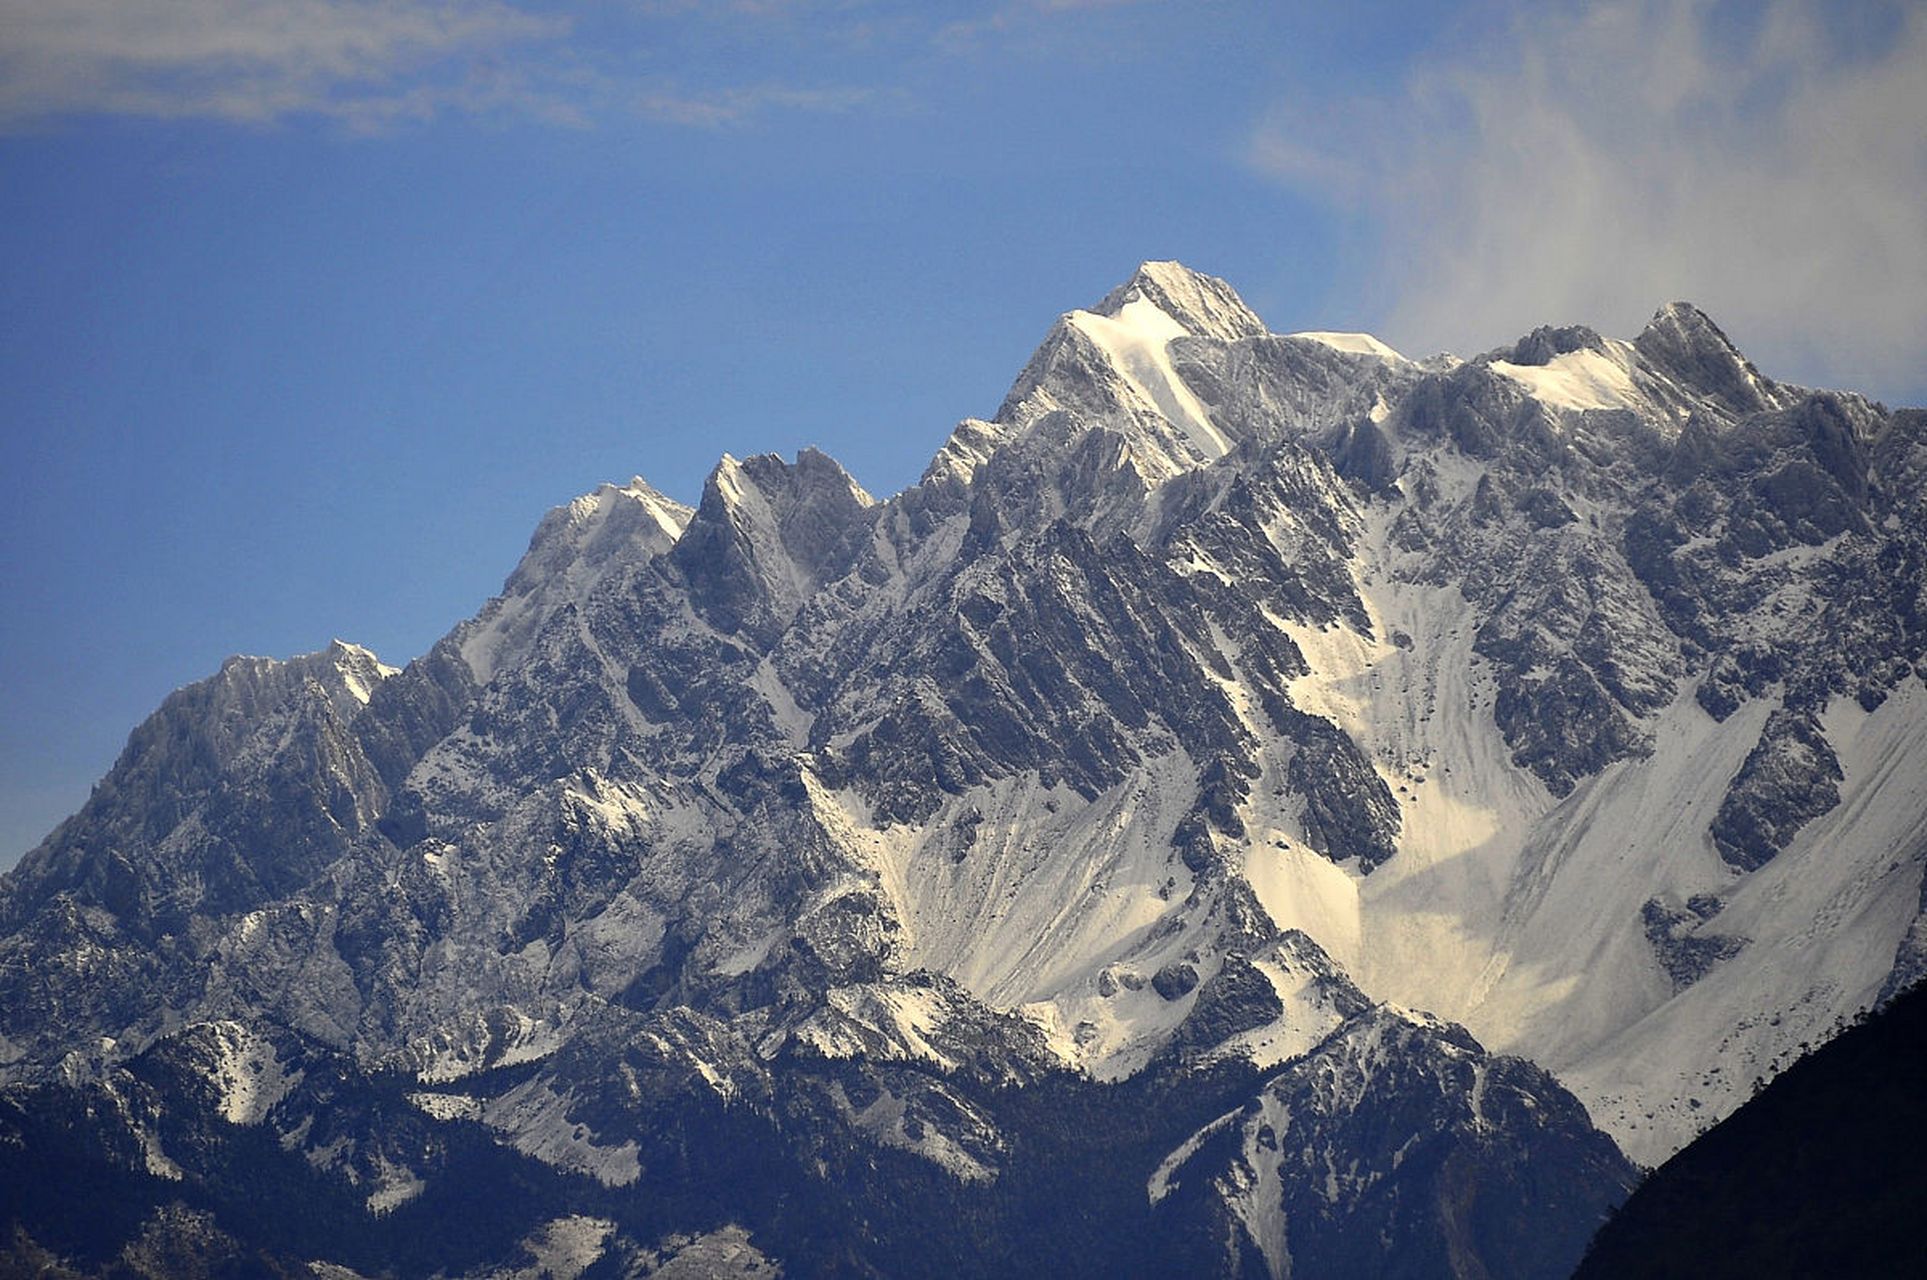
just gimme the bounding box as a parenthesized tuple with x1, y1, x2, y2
(1153, 1008, 1636, 1280)
(1710, 708, 1844, 871)
(1642, 895, 1747, 992)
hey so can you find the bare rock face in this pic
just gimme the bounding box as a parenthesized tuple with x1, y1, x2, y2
(1710, 709, 1845, 871)
(1152, 1009, 1635, 1280)
(671, 449, 877, 649)
(7, 260, 1927, 1277)
(1633, 301, 1789, 421)
(1642, 894, 1748, 992)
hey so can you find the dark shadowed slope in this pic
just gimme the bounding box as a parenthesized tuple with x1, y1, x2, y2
(1575, 980, 1927, 1279)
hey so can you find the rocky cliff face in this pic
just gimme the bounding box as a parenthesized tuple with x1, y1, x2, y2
(1153, 1006, 1633, 1280)
(5, 260, 1925, 1277)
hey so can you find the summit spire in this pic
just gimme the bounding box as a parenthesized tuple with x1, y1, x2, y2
(1092, 260, 1269, 343)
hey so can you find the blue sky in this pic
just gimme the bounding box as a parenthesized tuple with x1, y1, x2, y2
(3, 0, 1924, 866)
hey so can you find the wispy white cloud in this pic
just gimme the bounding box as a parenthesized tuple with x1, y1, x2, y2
(1252, 0, 1927, 398)
(0, 0, 894, 132)
(933, 0, 1160, 56)
(0, 0, 576, 128)
(634, 0, 821, 14)
(635, 81, 883, 127)
(0, 0, 1179, 132)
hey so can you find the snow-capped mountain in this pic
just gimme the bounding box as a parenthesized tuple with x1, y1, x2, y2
(4, 260, 1924, 1277)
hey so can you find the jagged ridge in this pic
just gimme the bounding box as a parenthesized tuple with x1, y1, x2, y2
(5, 261, 1927, 1278)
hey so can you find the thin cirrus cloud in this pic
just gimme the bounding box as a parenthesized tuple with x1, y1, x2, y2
(1252, 0, 1927, 401)
(0, 0, 584, 128)
(634, 82, 884, 128)
(933, 0, 1158, 55)
(0, 0, 890, 131)
(0, 1, 1164, 133)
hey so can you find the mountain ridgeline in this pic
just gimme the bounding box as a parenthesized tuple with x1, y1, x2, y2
(4, 262, 1925, 1278)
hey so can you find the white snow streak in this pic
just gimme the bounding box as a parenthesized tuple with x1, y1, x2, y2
(1070, 298, 1231, 462)
(1290, 330, 1411, 363)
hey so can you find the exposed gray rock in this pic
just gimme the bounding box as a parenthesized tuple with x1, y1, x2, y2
(1151, 961, 1200, 1001)
(1154, 1007, 1636, 1280)
(670, 449, 876, 650)
(1642, 895, 1748, 992)
(1634, 301, 1789, 421)
(1710, 708, 1844, 871)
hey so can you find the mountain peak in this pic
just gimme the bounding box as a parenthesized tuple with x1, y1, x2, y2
(497, 472, 693, 607)
(1639, 301, 1738, 362)
(973, 263, 1262, 487)
(321, 640, 397, 706)
(206, 642, 393, 716)
(1649, 298, 1716, 327)
(675, 447, 878, 645)
(1093, 260, 1269, 343)
(703, 448, 874, 516)
(1635, 300, 1783, 417)
(1500, 323, 1607, 367)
